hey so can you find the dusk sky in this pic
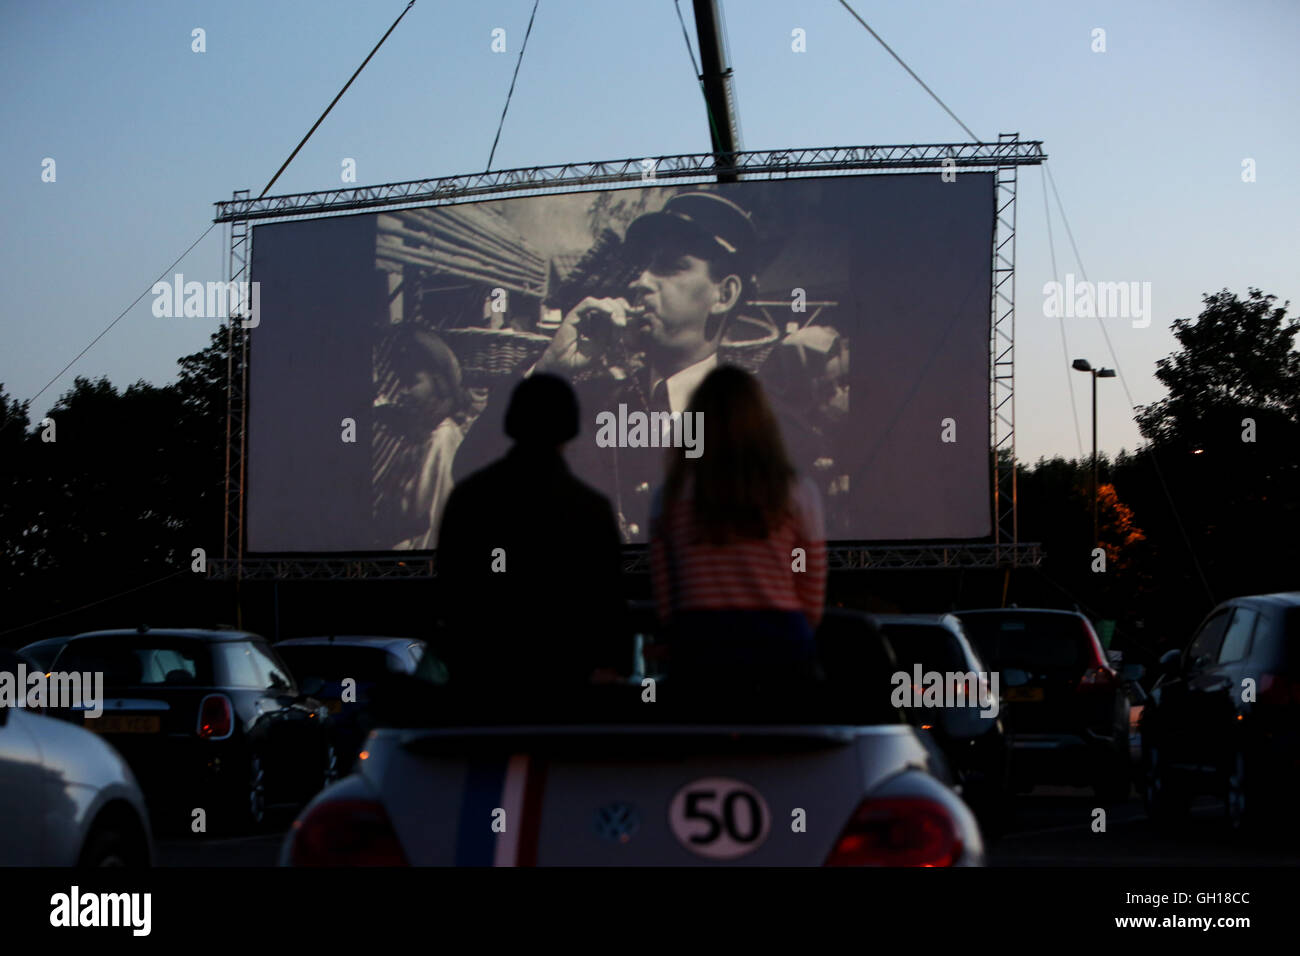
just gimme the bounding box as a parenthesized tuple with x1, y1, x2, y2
(2, 0, 1297, 466)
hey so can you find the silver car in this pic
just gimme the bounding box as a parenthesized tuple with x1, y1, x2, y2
(0, 647, 153, 866)
(281, 610, 984, 866)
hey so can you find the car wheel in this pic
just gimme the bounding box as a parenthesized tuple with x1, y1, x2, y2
(1225, 750, 1250, 831)
(246, 753, 267, 829)
(78, 827, 142, 868)
(322, 741, 340, 788)
(1142, 744, 1189, 824)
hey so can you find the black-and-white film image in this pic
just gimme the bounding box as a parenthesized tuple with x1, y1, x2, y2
(246, 174, 992, 552)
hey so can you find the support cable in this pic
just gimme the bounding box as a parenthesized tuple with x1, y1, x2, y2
(1042, 167, 1085, 460)
(261, 0, 417, 198)
(836, 0, 980, 142)
(1042, 160, 1214, 608)
(486, 0, 541, 172)
(2, 1, 419, 434)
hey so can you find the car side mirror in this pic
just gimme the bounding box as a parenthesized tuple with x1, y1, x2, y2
(1002, 668, 1029, 688)
(1158, 649, 1181, 675)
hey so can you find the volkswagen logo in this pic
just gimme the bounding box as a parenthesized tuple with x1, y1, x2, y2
(593, 802, 640, 844)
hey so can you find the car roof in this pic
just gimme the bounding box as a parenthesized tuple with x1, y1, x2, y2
(1227, 592, 1300, 610)
(66, 628, 266, 643)
(873, 614, 984, 668)
(18, 636, 70, 651)
(872, 613, 960, 628)
(275, 636, 424, 651)
(955, 607, 1085, 618)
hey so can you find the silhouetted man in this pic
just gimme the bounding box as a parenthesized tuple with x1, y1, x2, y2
(435, 374, 628, 711)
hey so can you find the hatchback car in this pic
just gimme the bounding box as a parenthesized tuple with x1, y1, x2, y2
(1140, 592, 1300, 830)
(274, 636, 433, 771)
(282, 609, 985, 866)
(50, 627, 338, 832)
(874, 614, 1011, 829)
(955, 608, 1142, 801)
(0, 646, 153, 866)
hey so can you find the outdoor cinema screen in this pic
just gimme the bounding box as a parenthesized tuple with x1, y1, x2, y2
(245, 172, 994, 552)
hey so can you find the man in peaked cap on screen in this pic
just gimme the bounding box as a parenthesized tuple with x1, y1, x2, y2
(531, 190, 764, 538)
(453, 190, 766, 538)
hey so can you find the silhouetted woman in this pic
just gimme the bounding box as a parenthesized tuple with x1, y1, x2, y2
(649, 365, 827, 696)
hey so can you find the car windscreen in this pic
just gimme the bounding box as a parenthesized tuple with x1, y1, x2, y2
(276, 646, 394, 685)
(54, 637, 212, 687)
(957, 613, 1088, 672)
(880, 624, 968, 673)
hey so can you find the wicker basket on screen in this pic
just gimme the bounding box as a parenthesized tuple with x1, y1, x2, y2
(718, 313, 781, 372)
(440, 327, 552, 384)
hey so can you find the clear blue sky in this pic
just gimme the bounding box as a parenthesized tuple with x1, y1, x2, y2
(2, 0, 1297, 465)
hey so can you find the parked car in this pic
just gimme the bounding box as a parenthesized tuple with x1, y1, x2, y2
(0, 646, 153, 865)
(18, 635, 73, 672)
(873, 614, 1011, 830)
(954, 608, 1143, 802)
(274, 636, 433, 771)
(1140, 592, 1300, 830)
(282, 609, 985, 866)
(50, 627, 338, 832)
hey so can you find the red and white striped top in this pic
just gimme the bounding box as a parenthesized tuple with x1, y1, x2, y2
(649, 475, 827, 627)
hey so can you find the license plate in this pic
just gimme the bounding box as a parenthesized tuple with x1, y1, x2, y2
(85, 715, 160, 734)
(1007, 687, 1044, 702)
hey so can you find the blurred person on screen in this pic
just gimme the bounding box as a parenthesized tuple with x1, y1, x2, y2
(434, 373, 630, 706)
(373, 326, 468, 550)
(649, 365, 827, 698)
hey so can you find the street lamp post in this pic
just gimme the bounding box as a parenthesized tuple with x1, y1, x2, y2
(1072, 359, 1116, 546)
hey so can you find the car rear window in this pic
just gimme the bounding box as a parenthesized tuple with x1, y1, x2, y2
(276, 645, 395, 684)
(55, 637, 212, 686)
(956, 613, 1089, 671)
(879, 624, 967, 673)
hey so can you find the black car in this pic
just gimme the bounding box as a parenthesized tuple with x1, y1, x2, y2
(273, 636, 433, 771)
(50, 627, 338, 832)
(1140, 592, 1300, 830)
(955, 608, 1143, 802)
(874, 614, 1012, 830)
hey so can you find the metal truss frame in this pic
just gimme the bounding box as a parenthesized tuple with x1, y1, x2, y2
(991, 134, 1020, 563)
(222, 196, 251, 565)
(213, 142, 1045, 224)
(206, 542, 1042, 581)
(218, 140, 1043, 581)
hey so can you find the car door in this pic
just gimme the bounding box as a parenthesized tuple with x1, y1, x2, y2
(1157, 608, 1230, 771)
(1205, 606, 1260, 768)
(0, 649, 47, 864)
(1173, 608, 1235, 775)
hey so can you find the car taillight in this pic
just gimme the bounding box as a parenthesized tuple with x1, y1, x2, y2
(1076, 619, 1116, 692)
(1259, 673, 1300, 707)
(196, 694, 233, 739)
(825, 797, 962, 867)
(289, 799, 409, 866)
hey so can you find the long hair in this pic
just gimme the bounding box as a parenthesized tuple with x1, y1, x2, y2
(661, 365, 797, 545)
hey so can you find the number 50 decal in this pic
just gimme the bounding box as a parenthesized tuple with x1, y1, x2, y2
(668, 777, 771, 859)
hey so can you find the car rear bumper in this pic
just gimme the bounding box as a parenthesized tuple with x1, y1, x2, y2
(1010, 731, 1122, 783)
(101, 735, 246, 805)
